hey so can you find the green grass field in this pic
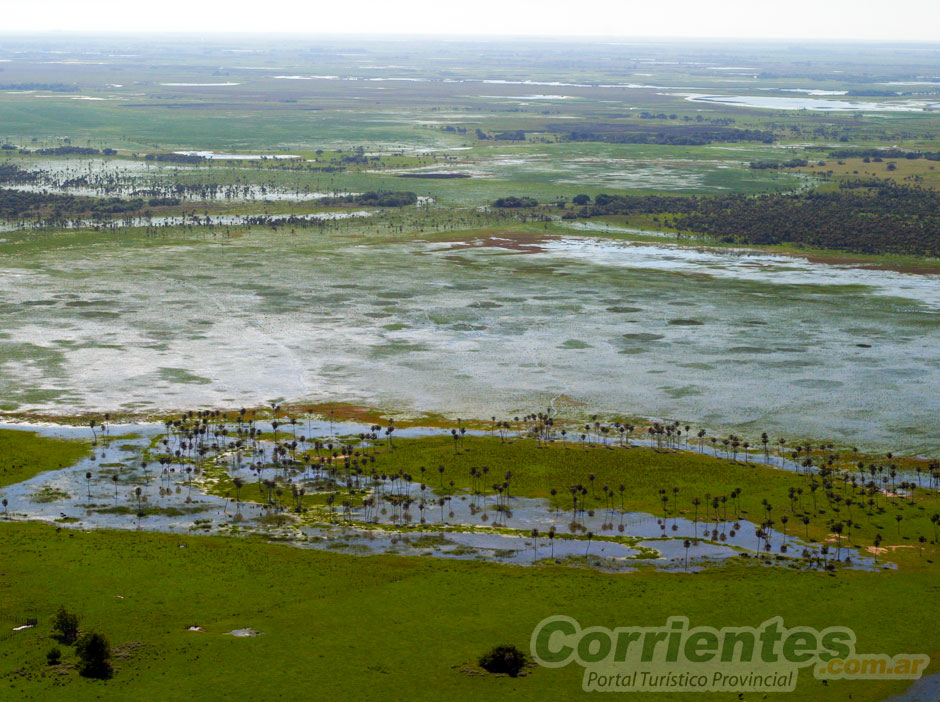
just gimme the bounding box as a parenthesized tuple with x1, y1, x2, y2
(0, 429, 90, 488)
(0, 520, 935, 701)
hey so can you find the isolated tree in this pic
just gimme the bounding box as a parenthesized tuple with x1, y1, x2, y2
(479, 645, 527, 676)
(75, 631, 113, 679)
(51, 606, 79, 645)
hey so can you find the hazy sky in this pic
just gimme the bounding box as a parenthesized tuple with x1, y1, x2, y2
(5, 0, 940, 41)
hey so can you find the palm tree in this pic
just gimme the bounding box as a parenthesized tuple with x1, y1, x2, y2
(233, 477, 244, 506)
(531, 529, 539, 560)
(832, 522, 843, 560)
(85, 471, 92, 498)
(585, 531, 593, 556)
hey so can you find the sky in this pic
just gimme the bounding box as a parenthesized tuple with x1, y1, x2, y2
(4, 0, 940, 41)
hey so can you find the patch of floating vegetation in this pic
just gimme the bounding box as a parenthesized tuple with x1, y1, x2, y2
(157, 368, 213, 385)
(89, 505, 208, 517)
(30, 486, 70, 503)
(622, 333, 665, 342)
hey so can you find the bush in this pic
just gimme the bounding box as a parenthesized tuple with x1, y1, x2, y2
(51, 606, 79, 645)
(75, 631, 113, 679)
(478, 644, 528, 676)
(492, 196, 538, 208)
(46, 647, 61, 665)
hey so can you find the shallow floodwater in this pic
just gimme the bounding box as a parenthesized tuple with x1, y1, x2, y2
(173, 151, 299, 160)
(1, 231, 939, 451)
(0, 210, 373, 231)
(0, 421, 878, 572)
(885, 673, 940, 702)
(1, 182, 355, 203)
(0, 157, 359, 203)
(683, 93, 940, 112)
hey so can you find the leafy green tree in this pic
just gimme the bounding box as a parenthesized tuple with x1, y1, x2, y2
(479, 644, 527, 676)
(51, 606, 79, 645)
(76, 631, 113, 679)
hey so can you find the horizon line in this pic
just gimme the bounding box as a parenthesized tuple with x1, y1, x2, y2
(0, 31, 939, 44)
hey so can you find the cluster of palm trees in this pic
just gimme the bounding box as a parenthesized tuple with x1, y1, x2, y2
(72, 405, 940, 571)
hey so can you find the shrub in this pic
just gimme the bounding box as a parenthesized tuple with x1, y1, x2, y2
(478, 644, 528, 676)
(51, 606, 79, 645)
(492, 196, 538, 208)
(75, 631, 113, 679)
(46, 647, 61, 665)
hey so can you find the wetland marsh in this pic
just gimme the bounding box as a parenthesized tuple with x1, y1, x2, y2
(2, 34, 940, 702)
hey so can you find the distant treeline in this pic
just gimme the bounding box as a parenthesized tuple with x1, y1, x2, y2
(2, 145, 117, 156)
(320, 191, 418, 207)
(475, 129, 528, 141)
(0, 83, 78, 92)
(827, 148, 940, 161)
(565, 182, 940, 257)
(144, 153, 206, 164)
(0, 164, 39, 182)
(749, 159, 810, 170)
(34, 146, 117, 156)
(0, 189, 144, 218)
(554, 124, 775, 146)
(0, 146, 120, 156)
(398, 173, 470, 179)
(0, 187, 419, 220)
(492, 196, 538, 208)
